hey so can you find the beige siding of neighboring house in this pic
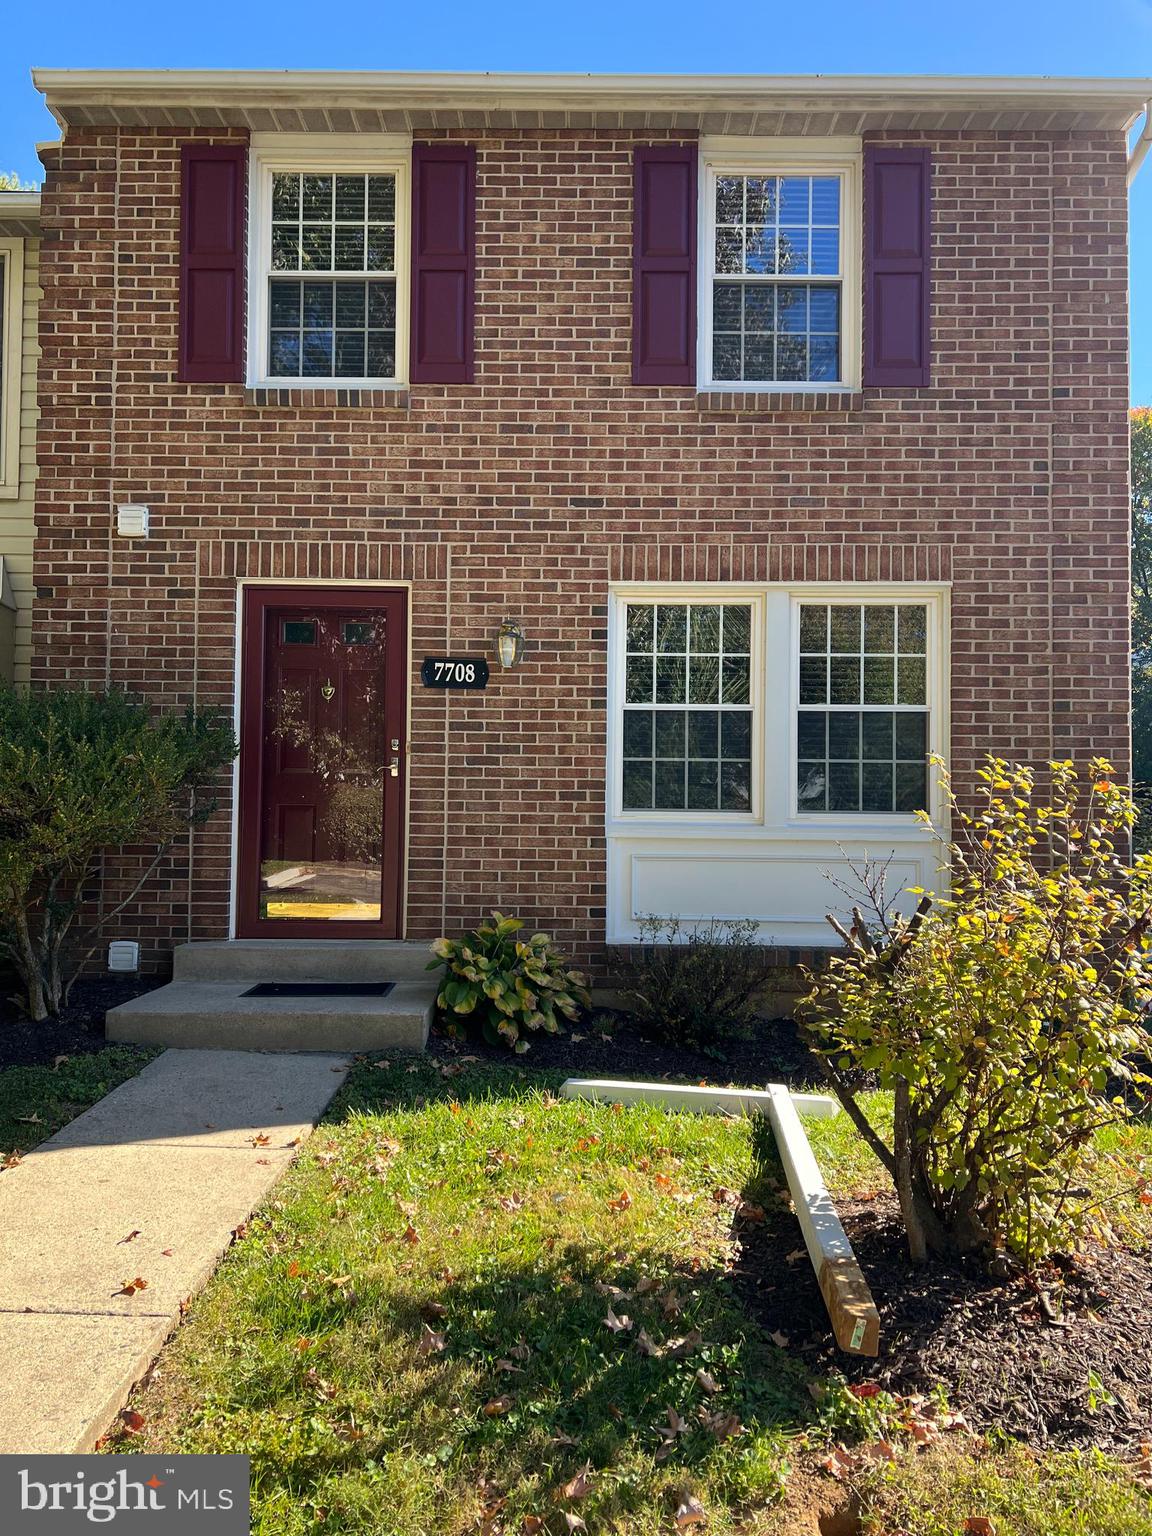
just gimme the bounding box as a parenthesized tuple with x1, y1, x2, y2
(0, 235, 40, 682)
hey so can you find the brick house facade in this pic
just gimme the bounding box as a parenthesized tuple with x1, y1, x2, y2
(27, 72, 1144, 975)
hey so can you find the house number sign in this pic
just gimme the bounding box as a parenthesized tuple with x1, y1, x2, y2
(420, 656, 490, 690)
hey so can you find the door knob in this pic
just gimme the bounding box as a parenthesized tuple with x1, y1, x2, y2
(388, 757, 400, 778)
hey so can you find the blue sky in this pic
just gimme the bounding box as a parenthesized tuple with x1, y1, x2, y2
(2, 0, 1151, 400)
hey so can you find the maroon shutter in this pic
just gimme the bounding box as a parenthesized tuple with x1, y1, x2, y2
(410, 143, 476, 384)
(632, 146, 697, 386)
(863, 146, 932, 387)
(179, 144, 246, 384)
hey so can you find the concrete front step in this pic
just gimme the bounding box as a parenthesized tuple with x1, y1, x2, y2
(106, 979, 433, 1052)
(173, 938, 435, 982)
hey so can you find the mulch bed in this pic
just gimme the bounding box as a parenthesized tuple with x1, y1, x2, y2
(0, 976, 165, 1070)
(735, 1192, 1152, 1452)
(427, 1011, 827, 1087)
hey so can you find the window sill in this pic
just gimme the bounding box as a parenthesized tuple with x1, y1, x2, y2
(696, 389, 864, 415)
(244, 386, 411, 411)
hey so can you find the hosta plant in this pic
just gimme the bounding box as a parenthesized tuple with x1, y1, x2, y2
(802, 756, 1152, 1268)
(428, 913, 590, 1050)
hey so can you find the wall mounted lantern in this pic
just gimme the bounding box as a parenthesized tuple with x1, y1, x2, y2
(496, 618, 526, 669)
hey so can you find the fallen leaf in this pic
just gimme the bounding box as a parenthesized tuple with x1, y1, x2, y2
(634, 1327, 661, 1357)
(695, 1368, 720, 1394)
(52, 1054, 69, 1070)
(422, 1299, 448, 1321)
(603, 1307, 633, 1333)
(160, 1248, 174, 1257)
(417, 1325, 446, 1357)
(117, 1277, 149, 1296)
(495, 1359, 524, 1374)
(699, 1409, 742, 1442)
(785, 1248, 806, 1265)
(498, 1192, 526, 1213)
(561, 1465, 593, 1500)
(305, 1368, 337, 1400)
(736, 1201, 766, 1224)
(15, 1113, 42, 1124)
(655, 1406, 690, 1459)
(287, 1260, 303, 1278)
(522, 1518, 546, 1534)
(634, 1276, 658, 1295)
(848, 1382, 881, 1399)
(509, 1340, 532, 1361)
(294, 1337, 312, 1352)
(117, 1230, 142, 1245)
(594, 1281, 632, 1301)
(607, 1190, 632, 1213)
(484, 1395, 513, 1417)
(286, 1135, 302, 1148)
(250, 1133, 270, 1147)
(562, 1516, 586, 1533)
(674, 1494, 707, 1529)
(963, 1521, 997, 1536)
(402, 1224, 420, 1246)
(666, 1328, 703, 1359)
(119, 1408, 145, 1434)
(770, 1330, 790, 1348)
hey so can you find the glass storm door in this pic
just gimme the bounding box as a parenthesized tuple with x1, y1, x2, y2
(236, 588, 407, 938)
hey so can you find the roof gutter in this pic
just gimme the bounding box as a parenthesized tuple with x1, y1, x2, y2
(1129, 103, 1152, 186)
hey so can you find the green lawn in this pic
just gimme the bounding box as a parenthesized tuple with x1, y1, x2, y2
(107, 1057, 1152, 1535)
(0, 1044, 160, 1159)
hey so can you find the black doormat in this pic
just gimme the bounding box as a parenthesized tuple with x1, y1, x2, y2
(241, 982, 396, 998)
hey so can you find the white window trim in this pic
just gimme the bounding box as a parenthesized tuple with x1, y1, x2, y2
(0, 236, 25, 499)
(246, 134, 412, 391)
(608, 582, 948, 837)
(696, 137, 862, 394)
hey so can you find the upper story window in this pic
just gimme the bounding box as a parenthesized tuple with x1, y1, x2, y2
(248, 137, 409, 389)
(700, 142, 861, 392)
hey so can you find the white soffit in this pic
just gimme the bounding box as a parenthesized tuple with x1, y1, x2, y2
(31, 70, 1152, 136)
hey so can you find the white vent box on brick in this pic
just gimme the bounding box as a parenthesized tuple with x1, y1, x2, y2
(116, 505, 150, 537)
(107, 940, 140, 973)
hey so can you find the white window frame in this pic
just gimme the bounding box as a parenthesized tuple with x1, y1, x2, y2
(0, 236, 25, 498)
(697, 137, 862, 394)
(607, 585, 766, 827)
(788, 587, 948, 827)
(608, 582, 948, 835)
(246, 133, 411, 391)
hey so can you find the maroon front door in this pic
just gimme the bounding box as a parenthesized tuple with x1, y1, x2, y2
(237, 588, 407, 939)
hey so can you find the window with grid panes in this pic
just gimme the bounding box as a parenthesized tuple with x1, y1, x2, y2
(709, 172, 843, 385)
(796, 604, 929, 814)
(622, 603, 753, 812)
(266, 172, 397, 381)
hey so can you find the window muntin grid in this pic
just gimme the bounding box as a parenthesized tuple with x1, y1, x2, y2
(622, 603, 754, 813)
(266, 172, 397, 382)
(796, 604, 929, 814)
(709, 173, 843, 385)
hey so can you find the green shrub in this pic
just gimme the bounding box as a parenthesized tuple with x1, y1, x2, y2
(427, 913, 590, 1050)
(802, 756, 1152, 1268)
(0, 687, 236, 1020)
(618, 915, 779, 1053)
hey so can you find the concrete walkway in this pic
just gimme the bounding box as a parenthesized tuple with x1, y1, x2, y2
(0, 1048, 350, 1453)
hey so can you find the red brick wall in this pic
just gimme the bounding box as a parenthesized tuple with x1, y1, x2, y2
(31, 124, 1132, 971)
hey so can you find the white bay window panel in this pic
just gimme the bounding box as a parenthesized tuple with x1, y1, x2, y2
(606, 583, 948, 945)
